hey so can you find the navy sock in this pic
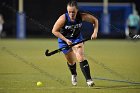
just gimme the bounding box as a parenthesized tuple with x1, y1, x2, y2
(80, 60, 92, 80)
(67, 62, 77, 75)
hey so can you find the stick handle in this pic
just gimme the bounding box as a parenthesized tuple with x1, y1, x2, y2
(69, 38, 90, 47)
(45, 38, 91, 56)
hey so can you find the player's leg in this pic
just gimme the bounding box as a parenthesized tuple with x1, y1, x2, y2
(73, 43, 94, 87)
(58, 38, 76, 65)
(58, 38, 77, 85)
(64, 49, 77, 86)
(73, 43, 85, 61)
(58, 39, 78, 86)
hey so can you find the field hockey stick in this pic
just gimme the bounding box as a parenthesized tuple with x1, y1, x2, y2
(45, 38, 91, 56)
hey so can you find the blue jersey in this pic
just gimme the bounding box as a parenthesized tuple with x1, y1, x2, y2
(58, 12, 83, 54)
(60, 12, 82, 39)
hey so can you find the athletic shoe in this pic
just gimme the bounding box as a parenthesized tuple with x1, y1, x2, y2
(71, 75, 77, 86)
(86, 79, 95, 87)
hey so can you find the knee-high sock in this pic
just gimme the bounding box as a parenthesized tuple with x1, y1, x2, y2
(67, 62, 77, 75)
(80, 60, 92, 80)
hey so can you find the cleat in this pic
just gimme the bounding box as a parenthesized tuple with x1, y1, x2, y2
(86, 79, 95, 87)
(71, 75, 77, 86)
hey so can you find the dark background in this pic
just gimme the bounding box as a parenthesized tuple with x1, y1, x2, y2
(0, 0, 139, 38)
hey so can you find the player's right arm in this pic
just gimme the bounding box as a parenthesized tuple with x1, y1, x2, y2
(52, 14, 72, 45)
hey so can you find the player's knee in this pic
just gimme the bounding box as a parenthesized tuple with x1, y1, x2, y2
(67, 61, 76, 65)
(76, 54, 85, 62)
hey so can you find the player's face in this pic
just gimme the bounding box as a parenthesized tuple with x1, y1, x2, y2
(67, 5, 78, 21)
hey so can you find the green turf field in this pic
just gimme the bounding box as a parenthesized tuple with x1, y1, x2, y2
(0, 39, 140, 93)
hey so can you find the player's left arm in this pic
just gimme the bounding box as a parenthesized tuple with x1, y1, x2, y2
(81, 13, 98, 39)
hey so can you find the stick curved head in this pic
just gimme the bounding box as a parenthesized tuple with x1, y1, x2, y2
(45, 49, 50, 56)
